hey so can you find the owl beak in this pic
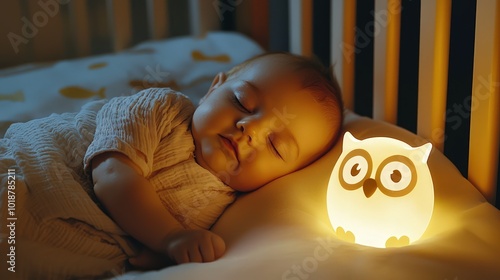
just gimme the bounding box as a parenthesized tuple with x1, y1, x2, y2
(363, 178, 377, 198)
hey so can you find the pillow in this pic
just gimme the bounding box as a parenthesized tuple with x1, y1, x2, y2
(0, 31, 263, 137)
(127, 111, 500, 279)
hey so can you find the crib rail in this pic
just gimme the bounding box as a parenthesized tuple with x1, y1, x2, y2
(0, 0, 221, 69)
(68, 0, 90, 57)
(146, 0, 169, 40)
(289, 0, 499, 204)
(373, 0, 401, 124)
(289, 0, 313, 57)
(468, 0, 500, 204)
(330, 0, 356, 112)
(417, 0, 451, 153)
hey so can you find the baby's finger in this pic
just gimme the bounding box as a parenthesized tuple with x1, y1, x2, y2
(200, 240, 215, 262)
(211, 234, 226, 260)
(187, 245, 203, 263)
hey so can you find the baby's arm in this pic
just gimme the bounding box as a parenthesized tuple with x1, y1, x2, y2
(91, 152, 225, 265)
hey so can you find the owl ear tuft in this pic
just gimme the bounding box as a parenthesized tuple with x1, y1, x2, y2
(414, 143, 433, 163)
(342, 132, 360, 150)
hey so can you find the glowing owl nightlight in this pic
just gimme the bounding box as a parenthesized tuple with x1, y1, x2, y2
(326, 132, 434, 248)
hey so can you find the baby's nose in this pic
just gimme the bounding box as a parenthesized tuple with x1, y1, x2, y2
(236, 117, 270, 147)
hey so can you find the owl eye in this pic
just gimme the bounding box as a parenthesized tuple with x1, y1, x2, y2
(342, 155, 370, 185)
(379, 160, 414, 193)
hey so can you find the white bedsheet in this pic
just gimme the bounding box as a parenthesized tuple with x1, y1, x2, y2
(0, 32, 263, 137)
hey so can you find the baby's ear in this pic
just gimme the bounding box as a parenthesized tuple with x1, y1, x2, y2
(200, 72, 227, 105)
(210, 72, 227, 89)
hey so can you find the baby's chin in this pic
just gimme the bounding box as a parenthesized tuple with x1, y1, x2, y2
(193, 147, 234, 182)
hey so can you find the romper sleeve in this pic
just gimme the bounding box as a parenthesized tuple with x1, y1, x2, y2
(83, 88, 194, 177)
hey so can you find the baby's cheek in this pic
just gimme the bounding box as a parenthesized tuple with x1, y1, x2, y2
(245, 161, 277, 182)
(240, 146, 258, 163)
(201, 139, 222, 165)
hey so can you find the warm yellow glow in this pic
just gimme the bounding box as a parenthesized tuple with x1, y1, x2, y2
(327, 132, 434, 248)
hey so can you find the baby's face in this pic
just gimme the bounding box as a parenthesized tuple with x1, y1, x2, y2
(191, 56, 335, 192)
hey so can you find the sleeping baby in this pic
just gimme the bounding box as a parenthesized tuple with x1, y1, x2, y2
(0, 52, 343, 279)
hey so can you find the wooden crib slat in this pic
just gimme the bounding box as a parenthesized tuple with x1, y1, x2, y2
(146, 0, 169, 40)
(289, 0, 312, 56)
(0, 1, 31, 68)
(373, 0, 389, 121)
(68, 0, 91, 57)
(27, 0, 68, 62)
(383, 0, 401, 124)
(468, 0, 500, 204)
(249, 0, 269, 49)
(417, 0, 452, 152)
(106, 0, 132, 51)
(236, 0, 269, 49)
(373, 0, 401, 124)
(188, 0, 201, 36)
(330, 0, 344, 105)
(188, 0, 221, 37)
(331, 0, 356, 111)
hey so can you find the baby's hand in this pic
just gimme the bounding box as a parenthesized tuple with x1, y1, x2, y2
(165, 229, 226, 264)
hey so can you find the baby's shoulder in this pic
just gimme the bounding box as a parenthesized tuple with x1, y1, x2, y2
(136, 87, 194, 109)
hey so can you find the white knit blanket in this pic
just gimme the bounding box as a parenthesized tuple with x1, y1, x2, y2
(0, 89, 236, 279)
(0, 100, 135, 279)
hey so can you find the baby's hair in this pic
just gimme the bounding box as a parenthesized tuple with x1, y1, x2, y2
(227, 52, 344, 151)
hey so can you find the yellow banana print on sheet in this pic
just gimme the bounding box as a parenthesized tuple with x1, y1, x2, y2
(191, 50, 231, 63)
(88, 62, 108, 70)
(0, 90, 25, 102)
(59, 86, 106, 99)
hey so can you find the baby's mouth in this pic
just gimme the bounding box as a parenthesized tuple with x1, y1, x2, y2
(219, 135, 240, 164)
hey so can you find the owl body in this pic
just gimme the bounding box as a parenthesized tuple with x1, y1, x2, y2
(327, 132, 434, 248)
